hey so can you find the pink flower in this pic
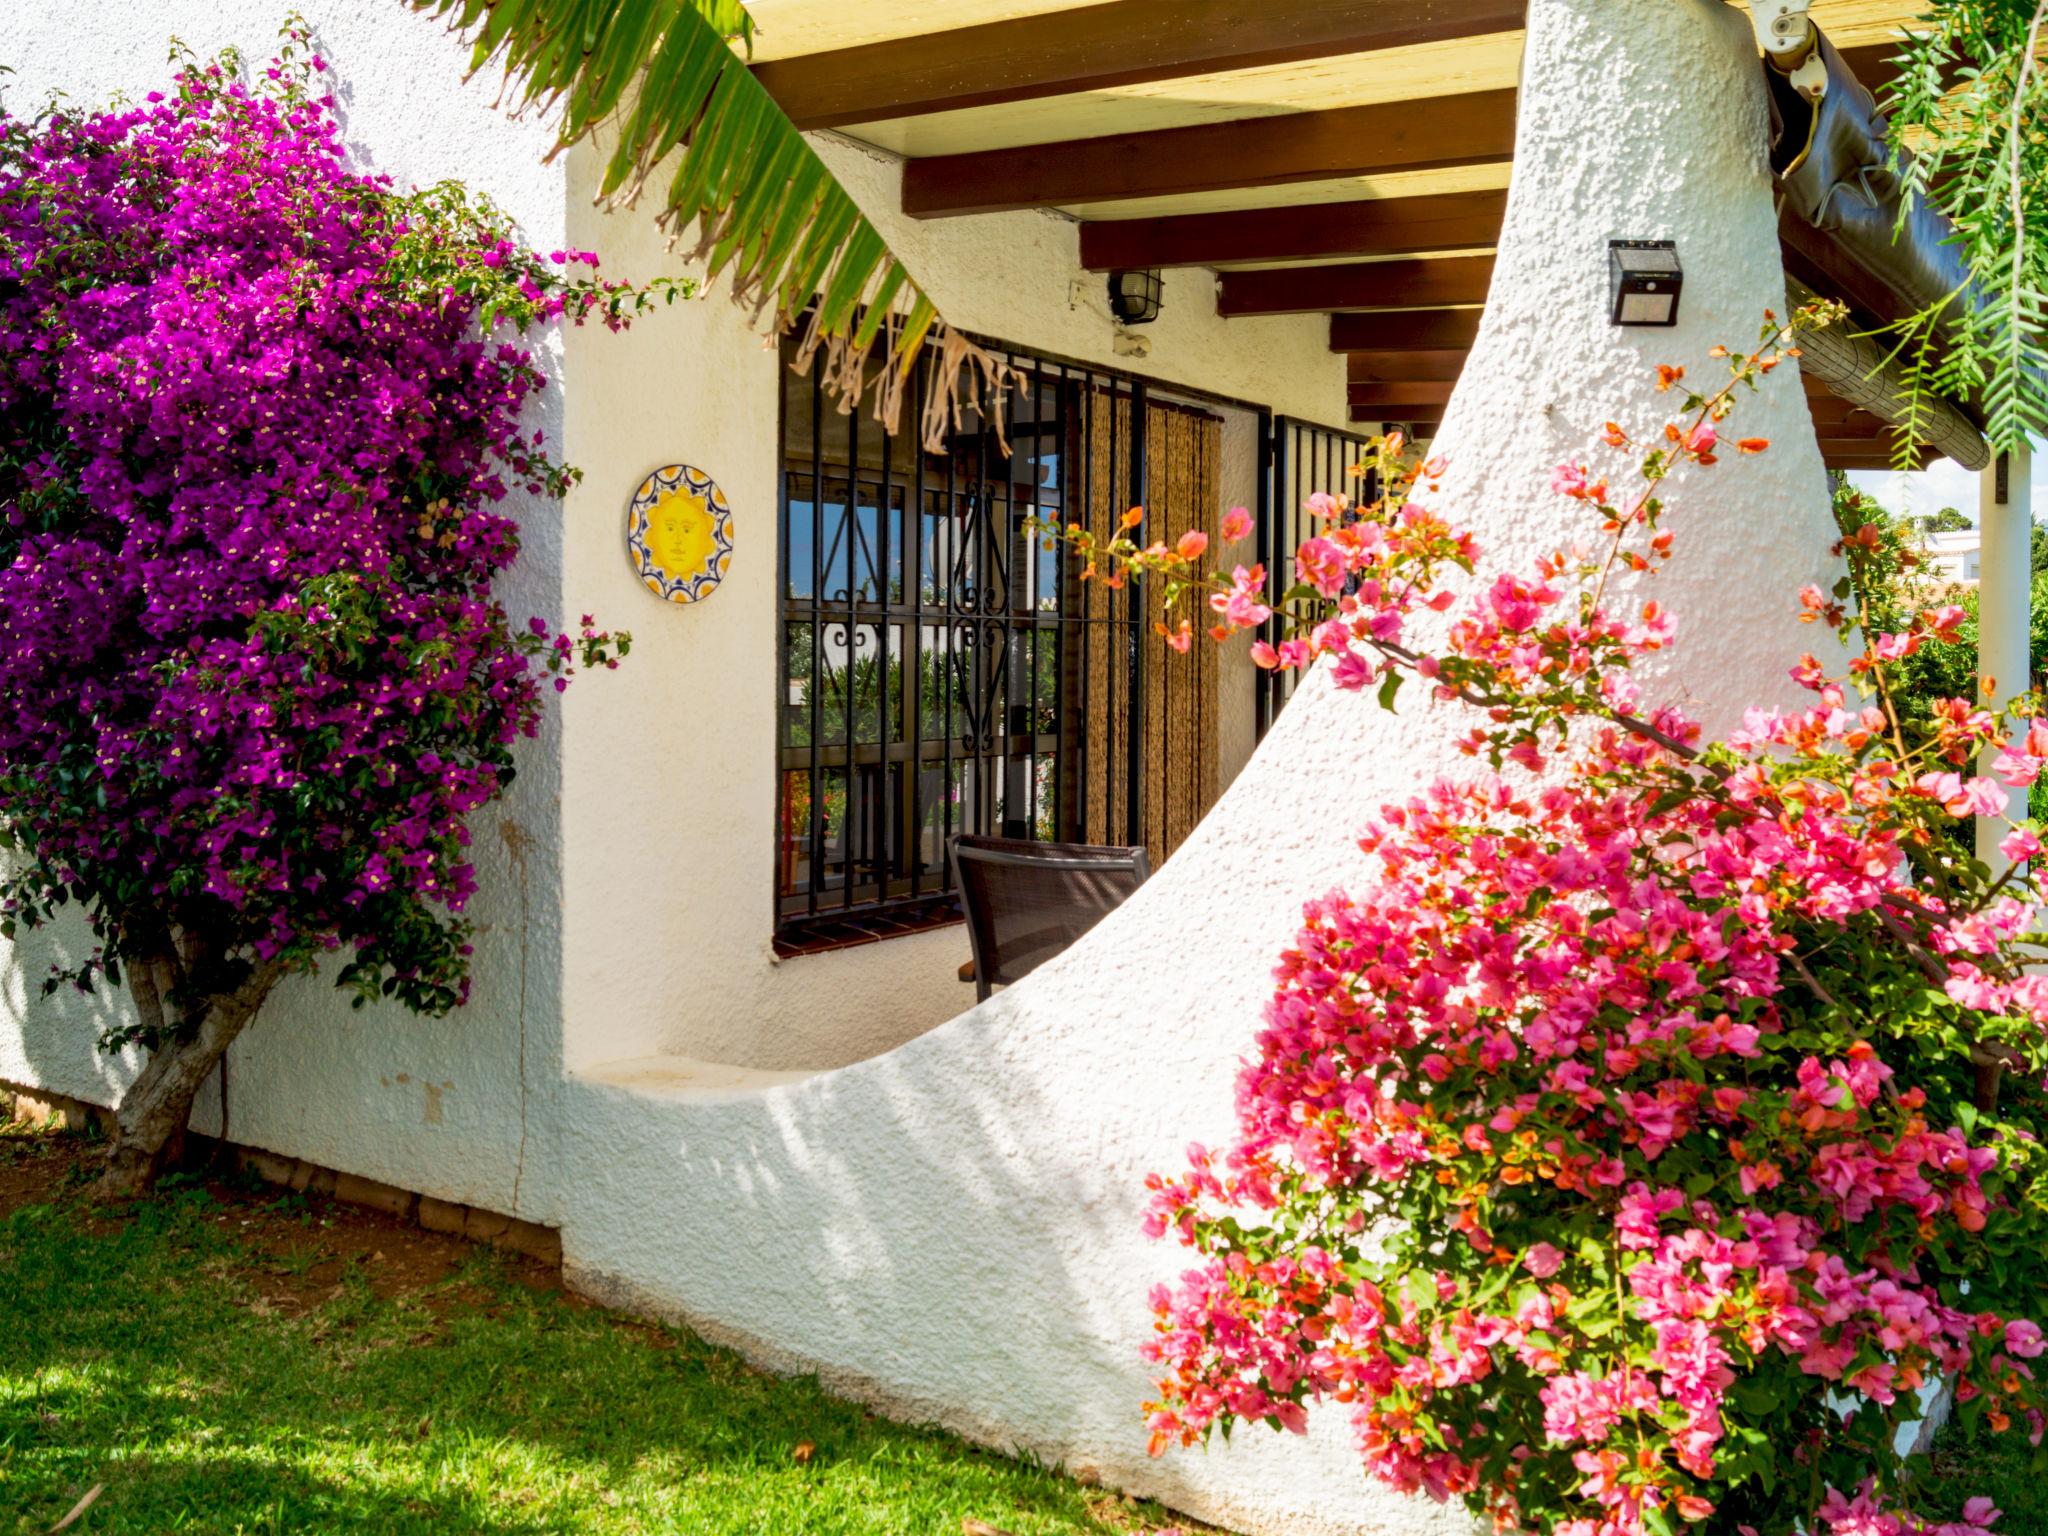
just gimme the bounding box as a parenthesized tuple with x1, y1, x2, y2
(1523, 1242, 1565, 1278)
(1916, 773, 2009, 818)
(1176, 530, 1209, 560)
(1221, 507, 1253, 542)
(1550, 463, 1607, 502)
(1944, 962, 2011, 1013)
(1295, 537, 1347, 599)
(1208, 565, 1273, 629)
(2006, 1319, 2046, 1359)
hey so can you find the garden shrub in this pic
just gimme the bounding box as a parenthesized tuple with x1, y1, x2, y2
(1063, 318, 2048, 1534)
(0, 30, 666, 1194)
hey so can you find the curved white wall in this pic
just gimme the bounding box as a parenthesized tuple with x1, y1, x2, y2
(1428, 0, 1834, 731)
(555, 3, 1838, 1534)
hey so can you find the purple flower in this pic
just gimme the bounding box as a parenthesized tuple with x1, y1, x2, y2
(0, 46, 628, 1019)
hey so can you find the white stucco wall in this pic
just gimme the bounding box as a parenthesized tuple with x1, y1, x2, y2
(0, 0, 577, 1225)
(1424, 0, 1834, 732)
(553, 4, 1839, 1535)
(554, 135, 1342, 1074)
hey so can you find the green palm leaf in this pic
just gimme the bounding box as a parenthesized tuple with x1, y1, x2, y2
(414, 0, 1002, 444)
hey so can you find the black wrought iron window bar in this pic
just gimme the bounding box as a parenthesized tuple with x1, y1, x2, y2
(775, 336, 1182, 957)
(1253, 414, 1382, 739)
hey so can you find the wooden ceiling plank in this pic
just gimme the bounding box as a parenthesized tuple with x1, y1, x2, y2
(1220, 254, 1495, 316)
(754, 0, 1527, 130)
(902, 91, 1518, 218)
(1331, 310, 1481, 351)
(1078, 189, 1508, 270)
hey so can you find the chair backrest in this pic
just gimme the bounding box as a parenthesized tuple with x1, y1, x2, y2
(950, 835, 1150, 1002)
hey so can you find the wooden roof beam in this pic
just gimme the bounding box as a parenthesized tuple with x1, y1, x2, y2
(902, 92, 1517, 218)
(753, 0, 1526, 131)
(1347, 381, 1457, 408)
(1219, 255, 1495, 317)
(1079, 189, 1508, 271)
(1330, 310, 1481, 351)
(1346, 350, 1470, 383)
(1351, 411, 1449, 430)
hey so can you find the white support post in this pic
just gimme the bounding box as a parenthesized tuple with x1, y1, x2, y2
(1977, 445, 2034, 870)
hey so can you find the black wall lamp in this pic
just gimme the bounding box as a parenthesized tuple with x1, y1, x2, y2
(1609, 240, 1683, 326)
(1107, 268, 1164, 325)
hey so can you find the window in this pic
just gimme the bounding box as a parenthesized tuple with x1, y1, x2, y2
(774, 337, 1224, 955)
(1253, 416, 1380, 737)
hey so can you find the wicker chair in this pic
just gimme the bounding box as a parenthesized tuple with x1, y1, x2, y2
(950, 835, 1150, 1003)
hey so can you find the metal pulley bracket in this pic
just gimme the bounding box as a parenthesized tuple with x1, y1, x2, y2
(1747, 0, 1815, 57)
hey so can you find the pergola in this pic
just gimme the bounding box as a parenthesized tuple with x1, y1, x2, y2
(747, 0, 1951, 472)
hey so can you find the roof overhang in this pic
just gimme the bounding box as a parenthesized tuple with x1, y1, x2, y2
(747, 0, 1959, 469)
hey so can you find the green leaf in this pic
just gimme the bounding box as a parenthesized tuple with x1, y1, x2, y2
(414, 0, 984, 443)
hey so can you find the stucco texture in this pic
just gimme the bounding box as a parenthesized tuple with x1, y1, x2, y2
(552, 4, 1839, 1535)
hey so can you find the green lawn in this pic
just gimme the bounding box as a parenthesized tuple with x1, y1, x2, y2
(0, 1127, 1195, 1536)
(1924, 1418, 2048, 1531)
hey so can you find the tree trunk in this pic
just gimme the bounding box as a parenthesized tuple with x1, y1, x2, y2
(95, 959, 285, 1200)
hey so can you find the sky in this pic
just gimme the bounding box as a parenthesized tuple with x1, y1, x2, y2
(1846, 442, 2046, 530)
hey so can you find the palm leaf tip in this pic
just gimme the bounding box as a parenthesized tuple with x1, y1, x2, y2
(414, 0, 1009, 451)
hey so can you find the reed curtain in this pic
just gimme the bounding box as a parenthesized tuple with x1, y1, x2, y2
(1075, 390, 1222, 868)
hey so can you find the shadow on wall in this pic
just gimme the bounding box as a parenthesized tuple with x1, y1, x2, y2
(554, 692, 1483, 1536)
(2, 907, 148, 1114)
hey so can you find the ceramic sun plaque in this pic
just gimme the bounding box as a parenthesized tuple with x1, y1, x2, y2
(626, 464, 734, 604)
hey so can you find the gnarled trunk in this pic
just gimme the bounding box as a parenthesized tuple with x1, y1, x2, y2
(95, 958, 284, 1200)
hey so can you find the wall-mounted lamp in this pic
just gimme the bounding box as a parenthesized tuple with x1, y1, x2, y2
(1107, 268, 1164, 325)
(1609, 240, 1683, 326)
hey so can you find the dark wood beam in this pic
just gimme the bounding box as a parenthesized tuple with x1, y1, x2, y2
(1836, 40, 1960, 99)
(1331, 310, 1480, 351)
(1346, 350, 1469, 383)
(755, 0, 1526, 130)
(1804, 396, 1884, 425)
(1827, 453, 1940, 471)
(1836, 42, 1902, 90)
(1347, 381, 1457, 408)
(902, 91, 1518, 218)
(1079, 189, 1508, 271)
(1351, 409, 1444, 428)
(1818, 438, 1907, 456)
(1810, 417, 1895, 441)
(1219, 255, 1494, 317)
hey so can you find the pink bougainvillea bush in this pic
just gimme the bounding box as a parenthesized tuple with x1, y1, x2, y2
(1059, 316, 2048, 1533)
(0, 34, 670, 1195)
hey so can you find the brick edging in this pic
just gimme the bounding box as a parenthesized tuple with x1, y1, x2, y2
(3, 1079, 559, 1266)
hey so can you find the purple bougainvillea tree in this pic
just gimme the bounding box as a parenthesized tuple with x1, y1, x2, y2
(0, 33, 665, 1195)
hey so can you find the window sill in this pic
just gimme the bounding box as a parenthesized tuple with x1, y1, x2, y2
(772, 900, 963, 960)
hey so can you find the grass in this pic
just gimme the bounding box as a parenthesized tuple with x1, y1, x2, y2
(1924, 1417, 2048, 1530)
(0, 1126, 1200, 1536)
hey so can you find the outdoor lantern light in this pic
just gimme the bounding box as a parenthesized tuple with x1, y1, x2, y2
(1107, 268, 1164, 325)
(1608, 239, 1683, 326)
